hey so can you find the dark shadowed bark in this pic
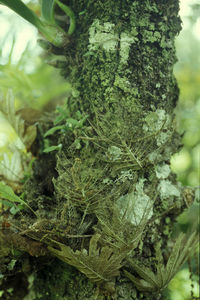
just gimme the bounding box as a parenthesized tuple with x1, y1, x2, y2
(0, 1, 198, 300)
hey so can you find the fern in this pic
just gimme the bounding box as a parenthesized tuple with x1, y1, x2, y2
(48, 234, 124, 283)
(124, 231, 199, 292)
(95, 192, 152, 253)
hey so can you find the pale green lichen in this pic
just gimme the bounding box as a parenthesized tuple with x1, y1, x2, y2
(88, 19, 118, 52)
(119, 32, 138, 65)
(143, 109, 172, 147)
(148, 150, 162, 164)
(88, 20, 137, 67)
(115, 170, 133, 184)
(106, 145, 122, 161)
(156, 131, 170, 146)
(158, 180, 180, 200)
(155, 164, 171, 179)
(143, 109, 171, 133)
(116, 178, 153, 225)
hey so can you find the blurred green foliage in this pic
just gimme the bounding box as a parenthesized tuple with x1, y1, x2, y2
(165, 267, 199, 300)
(0, 1, 72, 111)
(169, 2, 200, 299)
(0, 40, 71, 110)
(171, 2, 200, 188)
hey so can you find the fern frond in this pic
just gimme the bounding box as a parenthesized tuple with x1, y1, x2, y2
(164, 231, 198, 285)
(48, 234, 123, 283)
(125, 230, 199, 292)
(126, 259, 160, 291)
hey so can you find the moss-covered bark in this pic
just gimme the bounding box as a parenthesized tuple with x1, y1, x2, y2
(0, 1, 198, 300)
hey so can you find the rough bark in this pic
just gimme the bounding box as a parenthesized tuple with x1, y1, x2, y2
(0, 1, 198, 300)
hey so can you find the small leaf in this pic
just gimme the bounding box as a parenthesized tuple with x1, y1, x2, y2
(10, 205, 22, 215)
(79, 10, 86, 16)
(44, 126, 65, 137)
(43, 144, 62, 153)
(66, 118, 79, 127)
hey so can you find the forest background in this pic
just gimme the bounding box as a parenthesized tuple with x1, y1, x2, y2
(0, 0, 199, 299)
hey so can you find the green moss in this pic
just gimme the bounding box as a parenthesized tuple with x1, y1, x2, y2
(114, 75, 131, 93)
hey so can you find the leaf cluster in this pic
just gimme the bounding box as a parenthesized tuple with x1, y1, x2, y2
(43, 105, 88, 153)
(44, 107, 88, 137)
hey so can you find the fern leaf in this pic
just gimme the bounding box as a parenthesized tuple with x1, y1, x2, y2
(165, 231, 198, 284)
(128, 258, 159, 289)
(124, 230, 199, 293)
(124, 269, 155, 292)
(176, 231, 198, 267)
(164, 233, 183, 284)
(154, 243, 165, 288)
(48, 234, 123, 283)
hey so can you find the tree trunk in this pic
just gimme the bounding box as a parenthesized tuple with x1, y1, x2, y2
(0, 1, 197, 300)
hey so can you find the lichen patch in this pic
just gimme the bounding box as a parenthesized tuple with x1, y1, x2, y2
(119, 32, 138, 65)
(116, 178, 153, 226)
(88, 19, 118, 52)
(155, 164, 171, 179)
(158, 180, 181, 200)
